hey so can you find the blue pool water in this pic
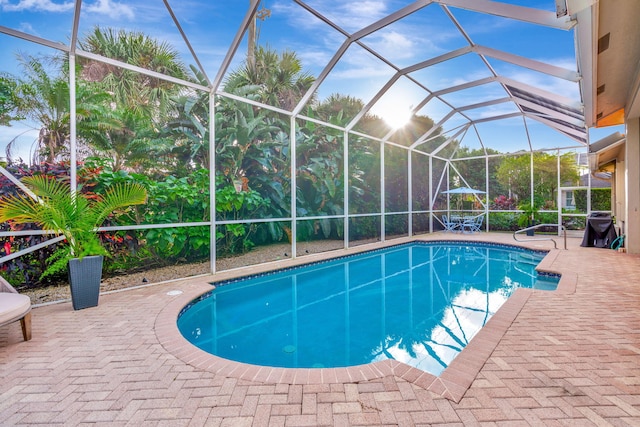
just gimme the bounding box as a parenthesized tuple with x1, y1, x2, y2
(178, 241, 559, 376)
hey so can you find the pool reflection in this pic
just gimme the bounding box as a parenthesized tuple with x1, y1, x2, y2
(178, 243, 557, 376)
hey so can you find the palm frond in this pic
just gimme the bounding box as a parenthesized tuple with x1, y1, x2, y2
(91, 183, 147, 225)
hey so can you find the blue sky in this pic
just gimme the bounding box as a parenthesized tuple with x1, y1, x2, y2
(0, 0, 624, 163)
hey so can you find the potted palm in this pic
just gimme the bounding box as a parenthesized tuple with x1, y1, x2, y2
(0, 175, 147, 310)
(517, 201, 540, 236)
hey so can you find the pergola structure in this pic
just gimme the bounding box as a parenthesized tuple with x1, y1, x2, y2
(1, 0, 640, 276)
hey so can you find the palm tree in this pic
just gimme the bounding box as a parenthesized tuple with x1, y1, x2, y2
(85, 106, 174, 173)
(78, 26, 190, 118)
(7, 54, 110, 164)
(224, 46, 315, 110)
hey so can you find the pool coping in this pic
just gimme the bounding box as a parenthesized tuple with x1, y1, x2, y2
(155, 238, 576, 403)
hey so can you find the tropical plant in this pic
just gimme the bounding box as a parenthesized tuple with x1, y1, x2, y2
(0, 162, 72, 284)
(517, 200, 541, 228)
(215, 96, 290, 220)
(0, 175, 147, 277)
(295, 117, 344, 239)
(224, 45, 315, 110)
(163, 66, 211, 172)
(491, 195, 517, 210)
(5, 53, 112, 164)
(78, 26, 190, 117)
(84, 106, 175, 173)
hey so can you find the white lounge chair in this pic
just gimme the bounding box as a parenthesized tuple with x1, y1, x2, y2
(0, 276, 32, 341)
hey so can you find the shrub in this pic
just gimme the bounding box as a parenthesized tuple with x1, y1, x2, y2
(490, 195, 516, 210)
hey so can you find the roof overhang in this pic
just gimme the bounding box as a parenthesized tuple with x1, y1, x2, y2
(576, 0, 640, 127)
(588, 131, 625, 173)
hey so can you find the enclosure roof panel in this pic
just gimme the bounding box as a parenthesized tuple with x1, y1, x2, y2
(0, 0, 592, 156)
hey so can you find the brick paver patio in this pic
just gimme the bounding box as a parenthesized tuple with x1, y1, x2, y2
(1, 233, 639, 426)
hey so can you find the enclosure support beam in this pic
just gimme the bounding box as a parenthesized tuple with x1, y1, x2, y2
(429, 155, 433, 233)
(290, 116, 297, 259)
(344, 131, 350, 249)
(556, 150, 567, 236)
(530, 152, 535, 209)
(485, 156, 490, 232)
(210, 93, 217, 274)
(380, 142, 386, 242)
(408, 150, 413, 236)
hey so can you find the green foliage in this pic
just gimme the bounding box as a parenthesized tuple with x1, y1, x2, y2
(573, 188, 611, 212)
(1, 36, 601, 288)
(6, 53, 112, 164)
(516, 200, 541, 228)
(224, 45, 314, 110)
(0, 74, 25, 126)
(295, 119, 344, 240)
(496, 154, 531, 201)
(215, 173, 271, 254)
(348, 137, 380, 215)
(495, 152, 580, 208)
(92, 163, 272, 260)
(590, 188, 612, 211)
(488, 212, 519, 232)
(78, 26, 189, 117)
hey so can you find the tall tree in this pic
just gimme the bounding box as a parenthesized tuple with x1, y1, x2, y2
(224, 46, 315, 111)
(495, 151, 580, 206)
(0, 74, 25, 127)
(495, 154, 531, 202)
(7, 54, 109, 164)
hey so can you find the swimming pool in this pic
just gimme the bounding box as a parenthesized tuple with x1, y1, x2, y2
(178, 241, 558, 376)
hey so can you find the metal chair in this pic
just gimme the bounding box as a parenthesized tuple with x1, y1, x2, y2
(442, 215, 460, 232)
(462, 215, 484, 233)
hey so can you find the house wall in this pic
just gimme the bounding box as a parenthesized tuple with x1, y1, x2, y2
(625, 118, 640, 253)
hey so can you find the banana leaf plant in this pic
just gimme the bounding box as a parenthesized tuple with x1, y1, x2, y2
(0, 175, 147, 278)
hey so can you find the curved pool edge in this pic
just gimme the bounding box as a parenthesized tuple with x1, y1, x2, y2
(154, 237, 568, 403)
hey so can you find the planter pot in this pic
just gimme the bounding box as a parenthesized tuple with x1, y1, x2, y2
(526, 221, 536, 236)
(68, 255, 103, 310)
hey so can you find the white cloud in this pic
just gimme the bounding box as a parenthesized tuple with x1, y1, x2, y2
(535, 56, 577, 71)
(0, 0, 134, 19)
(274, 0, 389, 33)
(0, 0, 74, 12)
(297, 48, 333, 69)
(366, 30, 415, 61)
(83, 0, 134, 20)
(18, 22, 38, 35)
(338, 0, 388, 29)
(330, 64, 392, 80)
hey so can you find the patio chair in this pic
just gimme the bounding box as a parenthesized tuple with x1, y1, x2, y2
(442, 215, 460, 232)
(0, 276, 32, 341)
(462, 215, 484, 233)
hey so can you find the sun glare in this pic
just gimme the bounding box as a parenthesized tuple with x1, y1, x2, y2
(382, 108, 412, 129)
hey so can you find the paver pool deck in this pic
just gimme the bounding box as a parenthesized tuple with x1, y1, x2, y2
(1, 232, 639, 426)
